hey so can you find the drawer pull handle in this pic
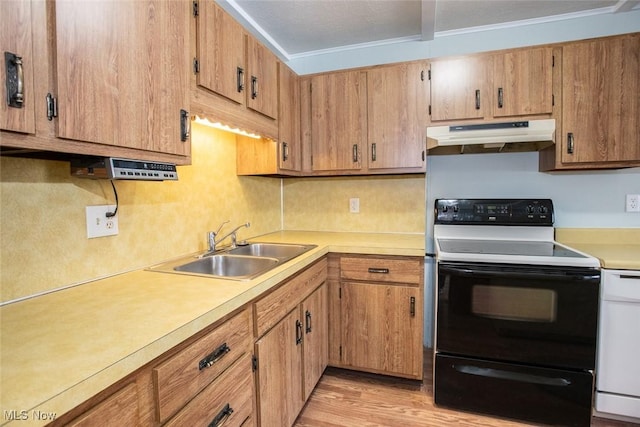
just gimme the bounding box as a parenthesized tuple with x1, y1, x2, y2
(209, 403, 234, 427)
(305, 310, 312, 333)
(410, 296, 416, 317)
(198, 342, 230, 370)
(237, 67, 244, 92)
(296, 319, 303, 345)
(368, 268, 389, 274)
(475, 89, 480, 110)
(4, 52, 24, 108)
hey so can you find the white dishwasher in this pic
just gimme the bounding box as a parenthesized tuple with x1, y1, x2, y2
(595, 269, 640, 422)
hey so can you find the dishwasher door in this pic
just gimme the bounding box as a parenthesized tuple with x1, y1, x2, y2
(595, 269, 640, 421)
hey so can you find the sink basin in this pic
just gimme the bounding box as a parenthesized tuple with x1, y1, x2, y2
(228, 243, 316, 260)
(146, 242, 316, 280)
(175, 255, 278, 278)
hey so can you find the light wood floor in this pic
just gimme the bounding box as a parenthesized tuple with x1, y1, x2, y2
(294, 350, 638, 427)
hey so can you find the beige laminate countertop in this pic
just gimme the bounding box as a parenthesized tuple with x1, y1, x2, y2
(0, 231, 424, 426)
(556, 228, 640, 270)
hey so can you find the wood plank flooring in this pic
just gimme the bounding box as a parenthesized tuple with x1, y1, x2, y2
(294, 350, 638, 427)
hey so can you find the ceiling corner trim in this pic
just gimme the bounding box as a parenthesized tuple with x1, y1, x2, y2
(434, 6, 620, 38)
(287, 35, 424, 61)
(222, 0, 292, 60)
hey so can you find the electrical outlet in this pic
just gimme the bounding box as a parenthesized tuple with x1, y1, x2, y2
(86, 205, 119, 238)
(349, 198, 360, 213)
(626, 194, 640, 213)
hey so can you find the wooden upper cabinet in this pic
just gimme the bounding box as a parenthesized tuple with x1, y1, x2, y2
(54, 0, 190, 155)
(246, 37, 278, 120)
(1, 0, 36, 134)
(430, 47, 554, 123)
(278, 63, 301, 173)
(492, 47, 554, 118)
(196, 0, 245, 105)
(430, 56, 490, 121)
(194, 1, 278, 128)
(560, 34, 640, 165)
(309, 70, 367, 173)
(367, 62, 427, 171)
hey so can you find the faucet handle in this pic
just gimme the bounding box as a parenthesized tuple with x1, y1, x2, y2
(213, 220, 230, 236)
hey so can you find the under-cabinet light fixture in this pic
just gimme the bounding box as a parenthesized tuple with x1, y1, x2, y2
(194, 115, 261, 139)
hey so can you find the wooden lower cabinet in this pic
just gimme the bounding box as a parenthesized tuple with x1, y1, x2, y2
(253, 259, 329, 427)
(65, 382, 139, 427)
(164, 355, 254, 427)
(329, 254, 424, 380)
(254, 308, 304, 427)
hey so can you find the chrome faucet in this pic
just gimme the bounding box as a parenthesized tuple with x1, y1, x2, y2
(207, 221, 250, 253)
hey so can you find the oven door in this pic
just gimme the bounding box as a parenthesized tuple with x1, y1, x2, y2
(436, 261, 600, 370)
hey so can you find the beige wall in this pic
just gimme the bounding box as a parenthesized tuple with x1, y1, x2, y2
(0, 124, 282, 303)
(283, 175, 425, 233)
(1, 125, 426, 303)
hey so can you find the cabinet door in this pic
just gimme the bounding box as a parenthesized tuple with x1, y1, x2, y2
(278, 63, 301, 172)
(196, 0, 245, 105)
(561, 34, 640, 164)
(302, 284, 328, 401)
(430, 56, 489, 121)
(55, 0, 190, 155)
(1, 0, 36, 134)
(367, 62, 427, 171)
(255, 309, 303, 427)
(310, 70, 367, 172)
(492, 47, 553, 118)
(246, 37, 278, 120)
(341, 282, 422, 378)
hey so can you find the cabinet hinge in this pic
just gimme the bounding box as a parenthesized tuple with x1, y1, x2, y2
(193, 58, 200, 74)
(252, 355, 258, 372)
(428, 69, 431, 80)
(46, 93, 57, 121)
(192, 1, 199, 17)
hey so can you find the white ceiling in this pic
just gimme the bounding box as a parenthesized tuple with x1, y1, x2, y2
(218, 0, 639, 59)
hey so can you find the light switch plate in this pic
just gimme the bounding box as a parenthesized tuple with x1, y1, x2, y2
(349, 198, 360, 213)
(86, 205, 119, 238)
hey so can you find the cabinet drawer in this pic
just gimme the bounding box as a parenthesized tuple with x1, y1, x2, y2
(165, 354, 254, 427)
(153, 308, 252, 423)
(67, 382, 138, 426)
(254, 258, 327, 337)
(340, 256, 422, 284)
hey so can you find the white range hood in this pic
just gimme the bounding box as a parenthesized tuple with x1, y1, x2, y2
(426, 119, 555, 155)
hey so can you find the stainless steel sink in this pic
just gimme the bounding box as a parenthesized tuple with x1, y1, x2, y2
(147, 242, 316, 280)
(174, 255, 278, 279)
(227, 243, 315, 260)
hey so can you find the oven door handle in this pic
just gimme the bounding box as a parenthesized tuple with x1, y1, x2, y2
(454, 364, 572, 387)
(439, 263, 600, 282)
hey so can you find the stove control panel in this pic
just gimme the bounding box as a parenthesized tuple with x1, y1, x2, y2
(435, 198, 554, 226)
